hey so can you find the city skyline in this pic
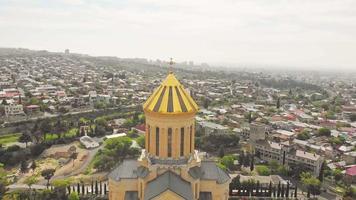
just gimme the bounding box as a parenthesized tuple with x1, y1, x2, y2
(1, 0, 356, 71)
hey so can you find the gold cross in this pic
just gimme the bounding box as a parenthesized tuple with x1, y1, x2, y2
(169, 58, 174, 74)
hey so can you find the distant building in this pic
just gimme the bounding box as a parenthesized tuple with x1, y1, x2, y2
(65, 49, 70, 54)
(249, 123, 266, 142)
(80, 136, 99, 149)
(251, 123, 324, 176)
(4, 104, 25, 117)
(254, 140, 324, 176)
(345, 166, 356, 184)
(196, 121, 229, 135)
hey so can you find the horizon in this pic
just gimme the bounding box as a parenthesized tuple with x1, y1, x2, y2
(1, 0, 356, 71)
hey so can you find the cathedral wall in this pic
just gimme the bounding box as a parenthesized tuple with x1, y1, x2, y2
(108, 178, 138, 200)
(145, 112, 196, 159)
(200, 180, 230, 200)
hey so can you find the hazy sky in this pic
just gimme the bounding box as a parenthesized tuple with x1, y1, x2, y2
(1, 0, 355, 70)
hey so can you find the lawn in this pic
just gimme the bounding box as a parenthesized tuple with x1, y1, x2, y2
(45, 128, 78, 142)
(0, 133, 21, 145)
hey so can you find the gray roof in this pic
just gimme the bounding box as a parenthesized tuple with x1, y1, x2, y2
(125, 191, 138, 200)
(109, 159, 149, 181)
(188, 161, 230, 184)
(144, 171, 193, 200)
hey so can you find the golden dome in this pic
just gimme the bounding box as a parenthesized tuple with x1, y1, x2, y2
(143, 72, 199, 114)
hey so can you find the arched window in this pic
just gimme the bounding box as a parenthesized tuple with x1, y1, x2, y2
(190, 125, 193, 153)
(156, 127, 160, 156)
(147, 125, 150, 151)
(180, 127, 184, 156)
(168, 128, 172, 157)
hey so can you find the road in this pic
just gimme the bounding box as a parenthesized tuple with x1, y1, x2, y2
(51, 145, 104, 181)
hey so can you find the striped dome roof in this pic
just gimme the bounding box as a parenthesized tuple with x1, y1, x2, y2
(143, 72, 199, 114)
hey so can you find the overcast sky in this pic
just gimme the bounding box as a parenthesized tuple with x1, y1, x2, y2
(1, 0, 355, 70)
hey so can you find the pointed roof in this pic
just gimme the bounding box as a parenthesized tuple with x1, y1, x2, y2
(143, 72, 199, 114)
(144, 171, 193, 200)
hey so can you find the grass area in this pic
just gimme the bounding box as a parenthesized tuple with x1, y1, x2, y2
(45, 128, 78, 142)
(0, 133, 21, 145)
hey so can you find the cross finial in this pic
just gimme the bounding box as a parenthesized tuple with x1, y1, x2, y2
(169, 58, 174, 74)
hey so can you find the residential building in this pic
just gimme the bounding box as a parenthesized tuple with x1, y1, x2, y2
(4, 104, 25, 117)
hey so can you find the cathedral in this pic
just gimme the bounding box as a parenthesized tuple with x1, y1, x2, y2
(108, 71, 231, 200)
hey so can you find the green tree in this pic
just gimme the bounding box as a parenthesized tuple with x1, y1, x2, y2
(68, 191, 80, 200)
(276, 98, 280, 109)
(333, 169, 343, 182)
(256, 165, 271, 176)
(300, 172, 321, 197)
(70, 152, 78, 167)
(250, 155, 254, 172)
(0, 165, 8, 198)
(40, 119, 52, 140)
(52, 179, 72, 200)
(219, 155, 236, 171)
(297, 130, 311, 140)
(94, 137, 137, 171)
(218, 145, 225, 158)
(41, 168, 55, 188)
(24, 176, 37, 190)
(20, 161, 27, 174)
(18, 133, 32, 148)
(30, 160, 37, 174)
(136, 135, 145, 148)
(350, 113, 356, 122)
(318, 127, 331, 137)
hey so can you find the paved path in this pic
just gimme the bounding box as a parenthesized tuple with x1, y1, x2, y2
(51, 145, 104, 180)
(8, 184, 47, 191)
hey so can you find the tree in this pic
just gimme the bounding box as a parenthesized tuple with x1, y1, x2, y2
(0, 165, 8, 198)
(286, 182, 290, 197)
(20, 160, 27, 174)
(276, 98, 280, 109)
(238, 152, 245, 167)
(243, 153, 251, 167)
(250, 155, 255, 172)
(268, 181, 272, 197)
(93, 137, 136, 171)
(18, 133, 32, 148)
(333, 169, 343, 182)
(229, 175, 240, 190)
(297, 130, 311, 140)
(219, 155, 236, 171)
(40, 119, 52, 140)
(70, 152, 78, 167)
(256, 165, 271, 176)
(318, 127, 331, 137)
(136, 135, 145, 148)
(30, 160, 37, 174)
(350, 113, 356, 122)
(203, 97, 210, 109)
(300, 172, 321, 197)
(41, 168, 55, 188)
(133, 112, 139, 123)
(218, 145, 225, 158)
(52, 179, 72, 200)
(318, 161, 326, 182)
(24, 176, 37, 190)
(277, 181, 281, 197)
(247, 111, 252, 123)
(68, 191, 79, 200)
(269, 160, 279, 174)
